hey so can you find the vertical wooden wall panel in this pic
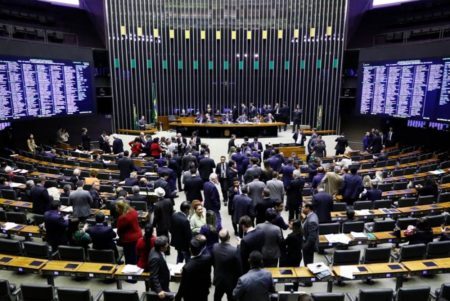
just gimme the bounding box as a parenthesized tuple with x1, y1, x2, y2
(105, 0, 347, 130)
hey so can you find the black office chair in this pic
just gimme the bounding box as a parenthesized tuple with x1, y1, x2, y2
(47, 168, 61, 175)
(426, 215, 446, 227)
(60, 197, 70, 206)
(20, 284, 55, 301)
(0, 279, 19, 301)
(438, 192, 450, 203)
(362, 247, 391, 264)
(57, 246, 85, 262)
(91, 162, 104, 169)
(397, 243, 426, 262)
(311, 293, 345, 301)
(6, 212, 28, 224)
(12, 175, 26, 184)
(103, 290, 140, 301)
(377, 183, 392, 192)
(354, 201, 372, 210)
(357, 288, 393, 301)
(425, 241, 450, 259)
(100, 185, 114, 193)
(396, 217, 418, 230)
(130, 201, 148, 212)
(372, 220, 396, 232)
(342, 221, 365, 233)
(56, 288, 96, 301)
(32, 214, 44, 225)
(441, 175, 450, 184)
(397, 197, 416, 208)
(333, 203, 347, 212)
(391, 169, 404, 177)
(319, 223, 341, 235)
(0, 210, 6, 222)
(373, 199, 393, 209)
(0, 238, 22, 255)
(88, 249, 116, 263)
(433, 283, 450, 301)
(417, 195, 434, 205)
(1, 190, 17, 200)
(22, 241, 50, 259)
(393, 182, 408, 190)
(395, 286, 430, 301)
(331, 250, 361, 266)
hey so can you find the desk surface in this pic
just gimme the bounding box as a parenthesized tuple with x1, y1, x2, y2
(170, 122, 286, 128)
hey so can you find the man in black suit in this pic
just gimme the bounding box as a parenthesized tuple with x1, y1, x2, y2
(250, 137, 263, 152)
(149, 236, 171, 299)
(112, 135, 124, 154)
(286, 170, 305, 221)
(228, 134, 237, 152)
(302, 203, 319, 266)
(154, 173, 172, 200)
(279, 102, 290, 131)
(175, 237, 212, 301)
(182, 152, 198, 171)
(215, 156, 229, 205)
(232, 186, 255, 237)
(117, 151, 136, 181)
(335, 134, 349, 156)
(255, 189, 276, 225)
(168, 151, 182, 191)
(153, 188, 174, 237)
(126, 185, 147, 203)
(44, 201, 68, 251)
(86, 212, 118, 261)
(292, 128, 306, 146)
(31, 175, 52, 214)
(198, 153, 216, 182)
(311, 188, 333, 224)
(184, 172, 204, 202)
(212, 229, 242, 301)
(239, 215, 265, 273)
(292, 105, 302, 133)
(170, 202, 192, 263)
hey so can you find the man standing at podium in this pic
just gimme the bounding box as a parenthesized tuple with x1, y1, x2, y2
(292, 105, 303, 133)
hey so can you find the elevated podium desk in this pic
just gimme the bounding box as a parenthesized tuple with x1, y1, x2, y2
(169, 122, 285, 137)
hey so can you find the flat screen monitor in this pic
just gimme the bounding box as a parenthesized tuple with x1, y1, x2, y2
(0, 55, 95, 121)
(358, 57, 450, 123)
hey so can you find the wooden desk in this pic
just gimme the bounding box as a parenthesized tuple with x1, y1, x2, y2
(359, 158, 438, 174)
(265, 267, 298, 282)
(117, 128, 157, 135)
(115, 265, 150, 289)
(169, 122, 286, 137)
(0, 254, 47, 273)
(75, 262, 116, 278)
(403, 258, 450, 276)
(0, 222, 42, 238)
(383, 188, 417, 198)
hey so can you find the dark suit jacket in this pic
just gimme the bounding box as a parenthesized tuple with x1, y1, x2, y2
(184, 176, 203, 202)
(312, 191, 333, 223)
(250, 141, 263, 152)
(124, 177, 139, 187)
(176, 253, 212, 300)
(286, 177, 305, 209)
(153, 199, 174, 234)
(118, 157, 136, 180)
(228, 139, 236, 152)
(182, 155, 198, 171)
(303, 212, 319, 252)
(215, 162, 229, 180)
(342, 174, 363, 200)
(44, 210, 68, 249)
(281, 164, 295, 187)
(198, 158, 216, 182)
(232, 194, 255, 224)
(255, 197, 276, 225)
(112, 138, 124, 154)
(364, 188, 382, 202)
(31, 185, 52, 214)
(203, 181, 221, 212)
(148, 249, 170, 293)
(86, 223, 117, 250)
(240, 228, 265, 272)
(292, 132, 306, 146)
(212, 242, 242, 290)
(154, 178, 171, 199)
(170, 212, 192, 251)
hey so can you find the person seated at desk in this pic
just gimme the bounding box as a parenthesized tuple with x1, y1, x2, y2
(44, 149, 57, 160)
(416, 177, 438, 198)
(264, 113, 275, 123)
(84, 170, 99, 186)
(222, 112, 233, 124)
(137, 116, 146, 130)
(195, 113, 206, 123)
(236, 113, 248, 124)
(86, 212, 119, 262)
(406, 217, 433, 245)
(360, 175, 382, 202)
(127, 185, 147, 203)
(124, 171, 139, 187)
(204, 113, 215, 123)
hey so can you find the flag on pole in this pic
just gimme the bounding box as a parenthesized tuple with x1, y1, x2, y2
(133, 104, 138, 130)
(151, 82, 158, 123)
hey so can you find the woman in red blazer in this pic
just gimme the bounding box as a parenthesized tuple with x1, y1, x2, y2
(150, 137, 162, 158)
(116, 200, 142, 264)
(136, 224, 156, 270)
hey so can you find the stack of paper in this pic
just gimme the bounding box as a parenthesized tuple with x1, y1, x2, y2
(430, 170, 444, 175)
(122, 264, 143, 275)
(356, 209, 371, 216)
(338, 265, 359, 279)
(168, 263, 184, 276)
(2, 222, 18, 230)
(325, 234, 352, 245)
(307, 262, 330, 274)
(60, 206, 73, 213)
(350, 232, 368, 240)
(9, 182, 23, 188)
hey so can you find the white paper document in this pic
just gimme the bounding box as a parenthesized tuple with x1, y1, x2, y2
(350, 232, 368, 240)
(2, 222, 19, 230)
(338, 265, 359, 279)
(356, 209, 371, 215)
(121, 264, 143, 275)
(168, 263, 184, 276)
(60, 206, 73, 213)
(307, 262, 330, 274)
(325, 234, 352, 244)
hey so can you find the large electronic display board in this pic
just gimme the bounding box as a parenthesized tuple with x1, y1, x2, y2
(0, 56, 94, 121)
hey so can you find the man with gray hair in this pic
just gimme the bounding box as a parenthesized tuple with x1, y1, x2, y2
(70, 180, 92, 220)
(321, 165, 343, 197)
(127, 185, 147, 203)
(212, 229, 242, 301)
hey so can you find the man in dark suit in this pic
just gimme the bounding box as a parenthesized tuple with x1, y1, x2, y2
(212, 229, 242, 301)
(112, 135, 124, 154)
(279, 102, 290, 131)
(232, 187, 255, 237)
(154, 173, 172, 200)
(311, 188, 333, 224)
(153, 188, 174, 237)
(175, 237, 212, 301)
(228, 134, 237, 152)
(44, 201, 68, 251)
(239, 216, 265, 273)
(157, 160, 177, 193)
(117, 151, 136, 181)
(384, 127, 395, 147)
(168, 152, 182, 191)
(292, 128, 307, 146)
(335, 134, 348, 156)
(203, 174, 222, 224)
(86, 212, 118, 260)
(182, 152, 198, 171)
(31, 175, 52, 214)
(149, 236, 171, 299)
(233, 251, 275, 301)
(256, 209, 283, 267)
(198, 153, 216, 182)
(341, 168, 363, 205)
(302, 203, 319, 266)
(250, 137, 263, 152)
(286, 170, 305, 220)
(292, 105, 303, 133)
(370, 130, 383, 154)
(215, 156, 229, 205)
(184, 172, 204, 202)
(170, 202, 192, 263)
(126, 185, 147, 203)
(124, 172, 139, 187)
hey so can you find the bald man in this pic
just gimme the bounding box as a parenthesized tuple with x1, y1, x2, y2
(212, 229, 243, 301)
